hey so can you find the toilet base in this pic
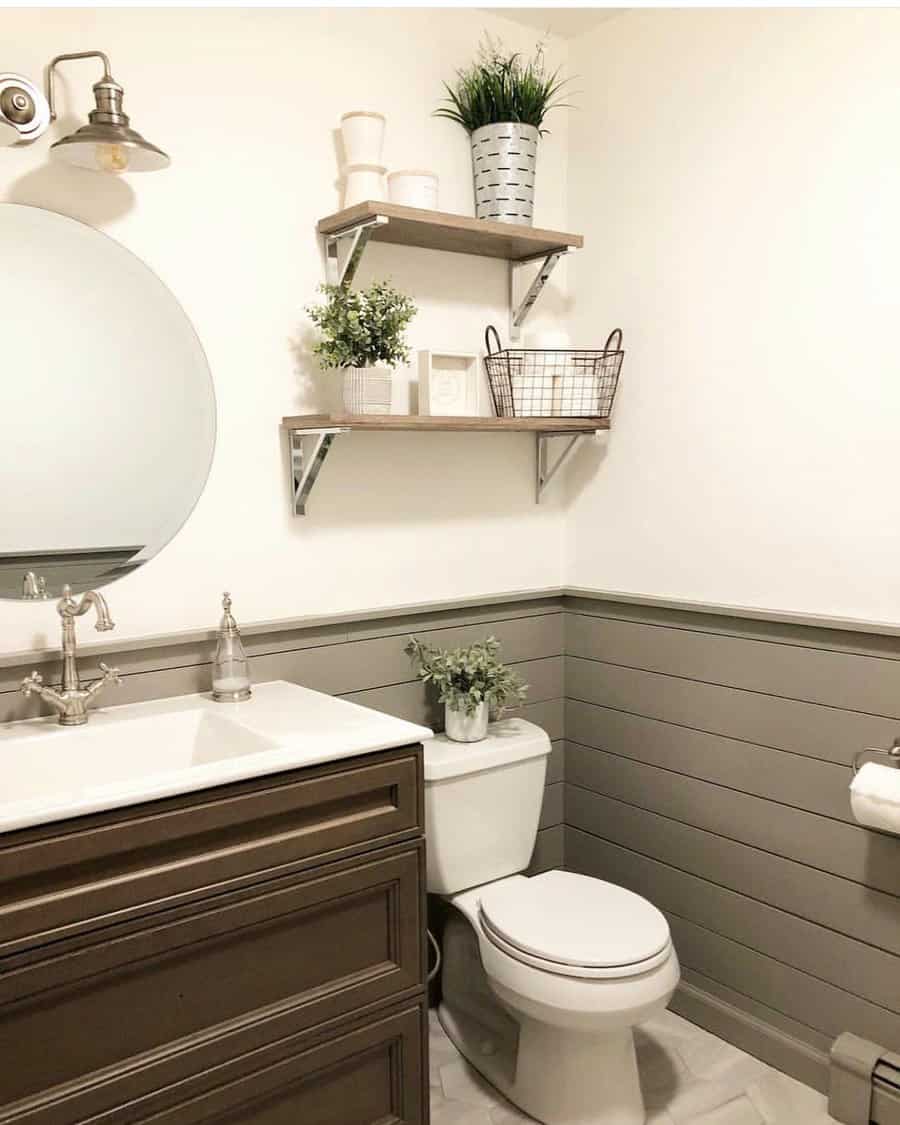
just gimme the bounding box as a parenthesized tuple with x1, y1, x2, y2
(439, 1002, 646, 1125)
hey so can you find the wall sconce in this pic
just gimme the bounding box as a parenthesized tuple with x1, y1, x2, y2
(0, 50, 169, 173)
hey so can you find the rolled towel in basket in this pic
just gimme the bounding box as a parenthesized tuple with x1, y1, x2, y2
(850, 762, 900, 835)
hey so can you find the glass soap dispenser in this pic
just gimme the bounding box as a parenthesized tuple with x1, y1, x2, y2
(212, 591, 252, 702)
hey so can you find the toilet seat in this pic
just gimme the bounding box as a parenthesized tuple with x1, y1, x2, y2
(478, 870, 672, 980)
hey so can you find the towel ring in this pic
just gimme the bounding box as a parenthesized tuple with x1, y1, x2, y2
(852, 737, 900, 776)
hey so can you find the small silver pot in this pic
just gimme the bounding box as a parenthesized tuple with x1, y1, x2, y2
(470, 122, 539, 226)
(444, 701, 489, 743)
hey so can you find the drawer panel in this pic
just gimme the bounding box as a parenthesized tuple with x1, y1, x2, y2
(2, 1001, 428, 1125)
(0, 843, 424, 1112)
(0, 745, 423, 954)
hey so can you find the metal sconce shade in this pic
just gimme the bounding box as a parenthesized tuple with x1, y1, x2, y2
(46, 54, 169, 174)
(50, 122, 169, 172)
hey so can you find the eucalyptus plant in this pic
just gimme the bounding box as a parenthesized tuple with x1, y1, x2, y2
(306, 281, 417, 369)
(406, 635, 528, 718)
(435, 35, 571, 134)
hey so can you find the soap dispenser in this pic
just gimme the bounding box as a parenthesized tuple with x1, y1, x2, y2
(212, 592, 252, 702)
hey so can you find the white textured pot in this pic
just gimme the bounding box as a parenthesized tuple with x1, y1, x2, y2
(340, 111, 386, 165)
(444, 701, 489, 743)
(471, 122, 539, 226)
(343, 366, 392, 415)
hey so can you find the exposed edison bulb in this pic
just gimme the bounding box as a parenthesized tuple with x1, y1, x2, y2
(95, 142, 130, 174)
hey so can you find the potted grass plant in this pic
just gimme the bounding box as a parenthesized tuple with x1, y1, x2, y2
(307, 281, 417, 414)
(406, 635, 527, 743)
(435, 36, 571, 226)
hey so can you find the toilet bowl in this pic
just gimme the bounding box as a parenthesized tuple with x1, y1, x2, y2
(425, 721, 680, 1125)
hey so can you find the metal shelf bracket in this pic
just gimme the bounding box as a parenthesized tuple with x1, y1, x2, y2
(510, 248, 567, 342)
(323, 215, 389, 287)
(536, 431, 591, 502)
(288, 427, 347, 515)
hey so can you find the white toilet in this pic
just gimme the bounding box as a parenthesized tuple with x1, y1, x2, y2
(425, 718, 680, 1125)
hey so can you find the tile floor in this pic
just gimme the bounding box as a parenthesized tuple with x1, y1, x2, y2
(429, 1006, 839, 1125)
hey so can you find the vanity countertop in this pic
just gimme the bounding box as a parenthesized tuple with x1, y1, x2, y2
(0, 680, 432, 834)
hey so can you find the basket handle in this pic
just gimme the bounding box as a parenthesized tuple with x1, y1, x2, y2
(485, 325, 502, 355)
(604, 328, 624, 352)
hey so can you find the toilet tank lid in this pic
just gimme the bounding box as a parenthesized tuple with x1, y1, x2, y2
(423, 718, 551, 781)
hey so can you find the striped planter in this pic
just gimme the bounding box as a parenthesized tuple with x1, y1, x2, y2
(471, 122, 539, 226)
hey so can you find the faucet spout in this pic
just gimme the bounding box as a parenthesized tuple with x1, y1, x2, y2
(58, 585, 115, 631)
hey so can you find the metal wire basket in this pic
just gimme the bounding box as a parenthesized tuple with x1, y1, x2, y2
(483, 325, 624, 419)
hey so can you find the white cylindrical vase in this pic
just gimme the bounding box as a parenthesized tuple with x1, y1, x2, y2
(343, 164, 387, 208)
(444, 701, 489, 743)
(340, 111, 386, 165)
(342, 366, 392, 415)
(471, 122, 539, 226)
(388, 170, 439, 210)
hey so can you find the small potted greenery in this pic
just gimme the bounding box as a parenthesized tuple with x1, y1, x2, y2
(406, 635, 527, 742)
(307, 281, 417, 414)
(435, 36, 571, 226)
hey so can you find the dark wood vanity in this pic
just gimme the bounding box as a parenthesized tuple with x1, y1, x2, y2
(0, 743, 429, 1125)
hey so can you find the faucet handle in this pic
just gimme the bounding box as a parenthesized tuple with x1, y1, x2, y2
(20, 670, 44, 696)
(98, 662, 122, 685)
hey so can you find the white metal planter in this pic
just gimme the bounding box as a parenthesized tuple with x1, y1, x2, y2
(444, 701, 489, 743)
(342, 366, 392, 414)
(471, 122, 539, 226)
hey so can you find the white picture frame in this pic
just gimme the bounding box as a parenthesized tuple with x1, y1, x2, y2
(417, 350, 481, 416)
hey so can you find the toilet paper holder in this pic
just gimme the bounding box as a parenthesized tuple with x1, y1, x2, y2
(852, 737, 900, 775)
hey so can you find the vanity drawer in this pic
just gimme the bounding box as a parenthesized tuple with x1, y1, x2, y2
(0, 745, 423, 954)
(0, 1000, 428, 1125)
(0, 842, 424, 1111)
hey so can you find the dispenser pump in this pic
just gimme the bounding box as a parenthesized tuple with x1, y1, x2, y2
(212, 591, 252, 702)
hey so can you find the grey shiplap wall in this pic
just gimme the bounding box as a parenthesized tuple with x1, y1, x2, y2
(0, 594, 565, 874)
(562, 594, 900, 1092)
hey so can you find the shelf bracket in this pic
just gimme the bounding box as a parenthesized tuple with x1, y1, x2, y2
(510, 248, 567, 342)
(323, 215, 389, 287)
(536, 431, 589, 502)
(288, 427, 347, 515)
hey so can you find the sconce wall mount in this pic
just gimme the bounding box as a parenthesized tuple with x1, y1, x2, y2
(0, 73, 50, 143)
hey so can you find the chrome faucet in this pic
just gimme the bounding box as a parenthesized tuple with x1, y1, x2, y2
(20, 585, 122, 725)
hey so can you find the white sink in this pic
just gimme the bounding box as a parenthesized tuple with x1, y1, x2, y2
(0, 680, 432, 834)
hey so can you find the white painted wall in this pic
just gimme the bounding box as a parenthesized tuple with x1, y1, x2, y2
(565, 9, 900, 624)
(1, 8, 569, 652)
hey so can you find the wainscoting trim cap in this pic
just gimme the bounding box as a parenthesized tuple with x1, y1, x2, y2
(0, 587, 563, 669)
(563, 586, 900, 639)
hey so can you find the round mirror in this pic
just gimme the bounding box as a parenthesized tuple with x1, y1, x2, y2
(0, 204, 216, 600)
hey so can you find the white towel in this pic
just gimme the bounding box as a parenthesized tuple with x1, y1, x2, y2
(850, 762, 900, 836)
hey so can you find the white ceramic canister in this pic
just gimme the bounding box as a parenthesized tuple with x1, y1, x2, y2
(343, 164, 387, 208)
(340, 111, 386, 165)
(387, 170, 439, 211)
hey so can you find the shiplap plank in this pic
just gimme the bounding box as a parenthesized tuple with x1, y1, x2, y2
(564, 701, 850, 822)
(546, 740, 565, 784)
(668, 915, 900, 1048)
(564, 793, 900, 955)
(528, 825, 563, 874)
(566, 613, 900, 716)
(539, 782, 564, 829)
(248, 630, 562, 699)
(567, 828, 900, 1012)
(565, 656, 900, 767)
(566, 744, 899, 896)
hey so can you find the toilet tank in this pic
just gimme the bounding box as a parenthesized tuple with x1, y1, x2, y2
(423, 718, 550, 895)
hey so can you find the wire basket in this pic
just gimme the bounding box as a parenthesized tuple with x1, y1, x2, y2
(483, 325, 624, 419)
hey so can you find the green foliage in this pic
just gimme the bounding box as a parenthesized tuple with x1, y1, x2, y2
(307, 281, 417, 370)
(406, 635, 528, 718)
(435, 35, 571, 134)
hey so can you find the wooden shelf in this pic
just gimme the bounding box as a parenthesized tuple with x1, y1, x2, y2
(282, 414, 607, 515)
(282, 414, 608, 434)
(317, 201, 583, 263)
